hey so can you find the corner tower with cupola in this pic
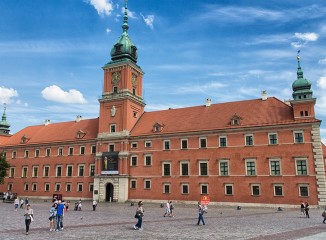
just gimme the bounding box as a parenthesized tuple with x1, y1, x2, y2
(0, 104, 10, 135)
(94, 0, 145, 203)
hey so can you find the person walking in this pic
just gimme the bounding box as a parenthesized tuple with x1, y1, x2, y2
(49, 203, 57, 231)
(92, 200, 97, 211)
(24, 204, 34, 235)
(163, 200, 170, 217)
(169, 201, 174, 217)
(197, 202, 206, 226)
(134, 201, 144, 230)
(25, 197, 29, 205)
(322, 207, 326, 224)
(14, 197, 19, 211)
(304, 202, 310, 218)
(20, 198, 24, 209)
(300, 201, 305, 217)
(55, 200, 65, 231)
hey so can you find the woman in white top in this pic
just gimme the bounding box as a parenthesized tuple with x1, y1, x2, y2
(24, 204, 34, 235)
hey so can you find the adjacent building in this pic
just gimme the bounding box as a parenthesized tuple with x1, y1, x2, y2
(1, 2, 326, 206)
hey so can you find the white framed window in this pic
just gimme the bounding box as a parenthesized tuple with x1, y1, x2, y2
(9, 167, 15, 178)
(56, 165, 62, 177)
(144, 179, 151, 189)
(80, 146, 85, 155)
(12, 151, 17, 159)
(219, 160, 229, 176)
(130, 155, 138, 166)
(163, 140, 170, 150)
(109, 144, 115, 152)
(181, 139, 188, 149)
(199, 160, 208, 176)
(32, 166, 38, 177)
(200, 183, 208, 194)
(273, 184, 283, 196)
(245, 159, 256, 176)
(251, 184, 260, 196)
(199, 137, 207, 148)
(22, 167, 28, 178)
(130, 179, 137, 189)
(180, 161, 189, 176)
(32, 183, 37, 191)
(91, 145, 96, 154)
(58, 147, 63, 156)
(45, 183, 50, 192)
(295, 158, 308, 175)
(78, 165, 85, 176)
(46, 148, 51, 157)
(24, 150, 29, 158)
(269, 158, 281, 176)
(163, 183, 171, 194)
(144, 154, 152, 166)
(55, 183, 61, 192)
(110, 124, 116, 133)
(24, 183, 29, 191)
(245, 134, 254, 146)
(225, 184, 233, 195)
(8, 183, 13, 191)
(35, 149, 40, 157)
(268, 133, 278, 145)
(66, 183, 71, 192)
(89, 183, 94, 192)
(90, 164, 95, 177)
(162, 162, 171, 176)
(131, 142, 138, 148)
(294, 131, 304, 143)
(77, 183, 83, 192)
(43, 166, 50, 177)
(66, 165, 73, 177)
(219, 136, 227, 147)
(298, 184, 309, 197)
(68, 147, 74, 156)
(145, 140, 152, 148)
(181, 183, 189, 194)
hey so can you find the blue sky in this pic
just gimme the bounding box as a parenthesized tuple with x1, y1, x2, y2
(1, 0, 326, 143)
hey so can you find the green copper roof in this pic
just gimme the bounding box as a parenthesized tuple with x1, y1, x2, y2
(292, 54, 313, 100)
(110, 0, 138, 63)
(0, 104, 10, 135)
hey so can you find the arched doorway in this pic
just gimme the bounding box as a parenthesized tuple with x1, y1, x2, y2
(106, 183, 114, 202)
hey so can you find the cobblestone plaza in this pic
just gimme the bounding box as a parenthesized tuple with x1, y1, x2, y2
(0, 201, 325, 240)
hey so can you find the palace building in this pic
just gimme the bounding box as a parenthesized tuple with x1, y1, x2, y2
(1, 1, 326, 206)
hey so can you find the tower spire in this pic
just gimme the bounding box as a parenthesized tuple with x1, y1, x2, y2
(0, 103, 10, 135)
(122, 0, 129, 34)
(296, 50, 303, 79)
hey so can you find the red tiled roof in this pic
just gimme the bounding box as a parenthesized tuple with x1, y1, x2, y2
(0, 135, 12, 145)
(2, 118, 99, 146)
(131, 97, 320, 136)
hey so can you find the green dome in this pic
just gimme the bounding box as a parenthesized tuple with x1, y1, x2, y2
(292, 55, 313, 100)
(110, 1, 138, 63)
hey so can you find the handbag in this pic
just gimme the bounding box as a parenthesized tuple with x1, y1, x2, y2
(134, 213, 140, 218)
(322, 211, 326, 218)
(30, 215, 34, 222)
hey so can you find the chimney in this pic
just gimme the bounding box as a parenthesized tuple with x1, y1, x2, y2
(44, 119, 51, 126)
(261, 90, 268, 101)
(205, 98, 212, 107)
(76, 115, 82, 122)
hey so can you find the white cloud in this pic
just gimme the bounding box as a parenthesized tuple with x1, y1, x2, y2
(176, 81, 227, 94)
(294, 32, 319, 42)
(87, 0, 114, 16)
(106, 28, 111, 34)
(318, 59, 326, 65)
(0, 86, 18, 104)
(121, 7, 136, 19)
(41, 85, 87, 104)
(141, 14, 154, 29)
(318, 77, 326, 89)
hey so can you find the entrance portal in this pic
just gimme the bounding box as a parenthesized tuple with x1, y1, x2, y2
(106, 183, 114, 202)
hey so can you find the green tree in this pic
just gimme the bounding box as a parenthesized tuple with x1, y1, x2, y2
(0, 152, 10, 184)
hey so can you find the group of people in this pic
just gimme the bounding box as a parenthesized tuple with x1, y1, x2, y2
(300, 201, 310, 218)
(13, 197, 28, 211)
(48, 199, 66, 232)
(163, 200, 174, 217)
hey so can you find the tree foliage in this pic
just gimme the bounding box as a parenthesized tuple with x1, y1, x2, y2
(0, 152, 10, 184)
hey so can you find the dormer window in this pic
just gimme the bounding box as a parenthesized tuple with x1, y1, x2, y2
(76, 130, 86, 139)
(230, 113, 243, 126)
(153, 122, 164, 133)
(20, 135, 30, 144)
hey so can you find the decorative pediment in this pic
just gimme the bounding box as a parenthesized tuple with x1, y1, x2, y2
(230, 112, 243, 126)
(20, 134, 30, 144)
(152, 122, 164, 133)
(76, 130, 87, 139)
(132, 73, 138, 88)
(111, 71, 121, 86)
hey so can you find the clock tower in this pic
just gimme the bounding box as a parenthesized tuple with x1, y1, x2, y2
(95, 0, 145, 202)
